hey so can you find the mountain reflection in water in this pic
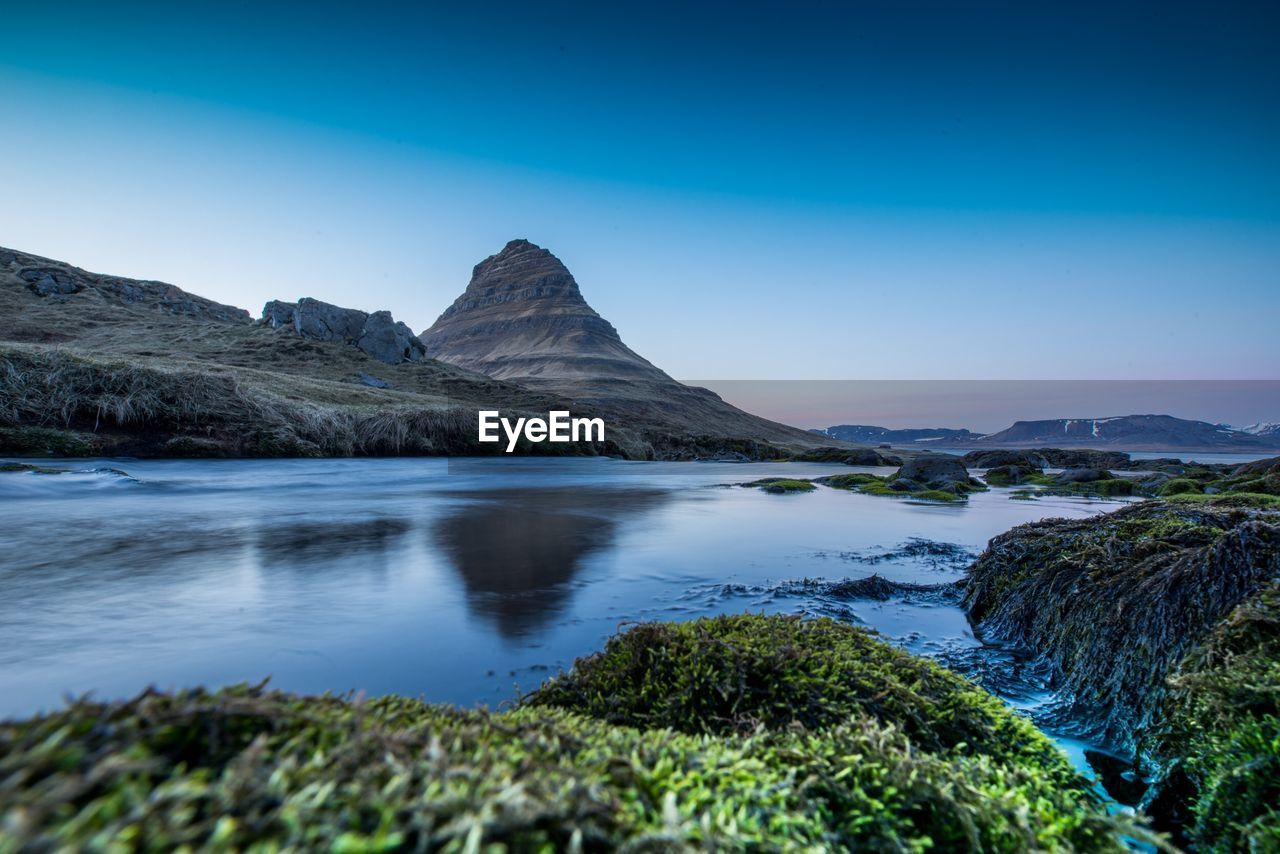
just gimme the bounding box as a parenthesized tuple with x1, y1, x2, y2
(434, 488, 668, 638)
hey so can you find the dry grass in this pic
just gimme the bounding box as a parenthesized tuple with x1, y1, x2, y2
(0, 343, 563, 457)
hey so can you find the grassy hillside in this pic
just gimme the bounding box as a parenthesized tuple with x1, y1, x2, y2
(0, 246, 757, 459)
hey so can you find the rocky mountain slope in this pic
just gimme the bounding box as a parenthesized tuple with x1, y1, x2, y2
(420, 239, 824, 448)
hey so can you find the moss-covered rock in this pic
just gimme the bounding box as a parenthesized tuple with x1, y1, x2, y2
(962, 501, 1280, 849)
(0, 616, 1129, 852)
(0, 424, 102, 456)
(963, 501, 1278, 747)
(740, 477, 816, 493)
(1145, 583, 1280, 851)
(817, 468, 984, 502)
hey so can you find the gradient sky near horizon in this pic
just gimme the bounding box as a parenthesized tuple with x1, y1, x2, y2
(1, 1, 1277, 383)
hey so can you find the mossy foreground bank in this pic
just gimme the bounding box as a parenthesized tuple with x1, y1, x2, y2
(0, 615, 1129, 851)
(963, 498, 1280, 851)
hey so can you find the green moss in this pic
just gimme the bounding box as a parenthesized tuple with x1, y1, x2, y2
(963, 501, 1278, 748)
(964, 501, 1280, 848)
(0, 425, 101, 457)
(161, 435, 230, 458)
(740, 477, 816, 493)
(0, 617, 1131, 852)
(817, 472, 881, 489)
(912, 489, 970, 502)
(849, 478, 969, 502)
(1159, 478, 1204, 496)
(1150, 583, 1280, 851)
(0, 462, 71, 474)
(529, 616, 1052, 763)
(1166, 492, 1280, 509)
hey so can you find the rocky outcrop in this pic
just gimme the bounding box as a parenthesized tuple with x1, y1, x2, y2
(961, 499, 1280, 849)
(358, 311, 427, 364)
(260, 299, 428, 365)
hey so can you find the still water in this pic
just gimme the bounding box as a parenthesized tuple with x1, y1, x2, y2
(1, 457, 1129, 728)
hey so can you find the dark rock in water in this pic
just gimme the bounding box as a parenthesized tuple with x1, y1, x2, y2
(984, 464, 1036, 486)
(1084, 750, 1148, 806)
(962, 450, 1049, 470)
(846, 448, 903, 466)
(1140, 762, 1198, 847)
(1052, 467, 1112, 484)
(793, 447, 902, 466)
(824, 574, 944, 602)
(896, 455, 971, 489)
(20, 268, 82, 296)
(357, 372, 390, 389)
(1035, 448, 1132, 469)
(357, 310, 427, 364)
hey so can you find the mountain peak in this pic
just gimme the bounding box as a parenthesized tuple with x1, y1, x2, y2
(465, 238, 581, 301)
(421, 240, 664, 382)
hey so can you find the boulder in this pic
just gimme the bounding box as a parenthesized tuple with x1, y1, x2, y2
(1035, 448, 1131, 470)
(962, 450, 1048, 470)
(357, 372, 391, 389)
(293, 297, 368, 342)
(895, 455, 971, 489)
(20, 268, 82, 296)
(846, 448, 903, 466)
(985, 464, 1036, 486)
(357, 311, 428, 364)
(262, 300, 297, 329)
(1053, 467, 1113, 484)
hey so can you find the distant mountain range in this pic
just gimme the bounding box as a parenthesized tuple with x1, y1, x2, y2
(1242, 422, 1280, 440)
(816, 425, 980, 445)
(819, 415, 1280, 452)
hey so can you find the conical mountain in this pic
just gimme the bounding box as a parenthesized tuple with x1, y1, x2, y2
(421, 239, 824, 448)
(421, 239, 668, 382)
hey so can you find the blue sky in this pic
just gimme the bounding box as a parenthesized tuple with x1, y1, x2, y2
(1, 1, 1277, 381)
